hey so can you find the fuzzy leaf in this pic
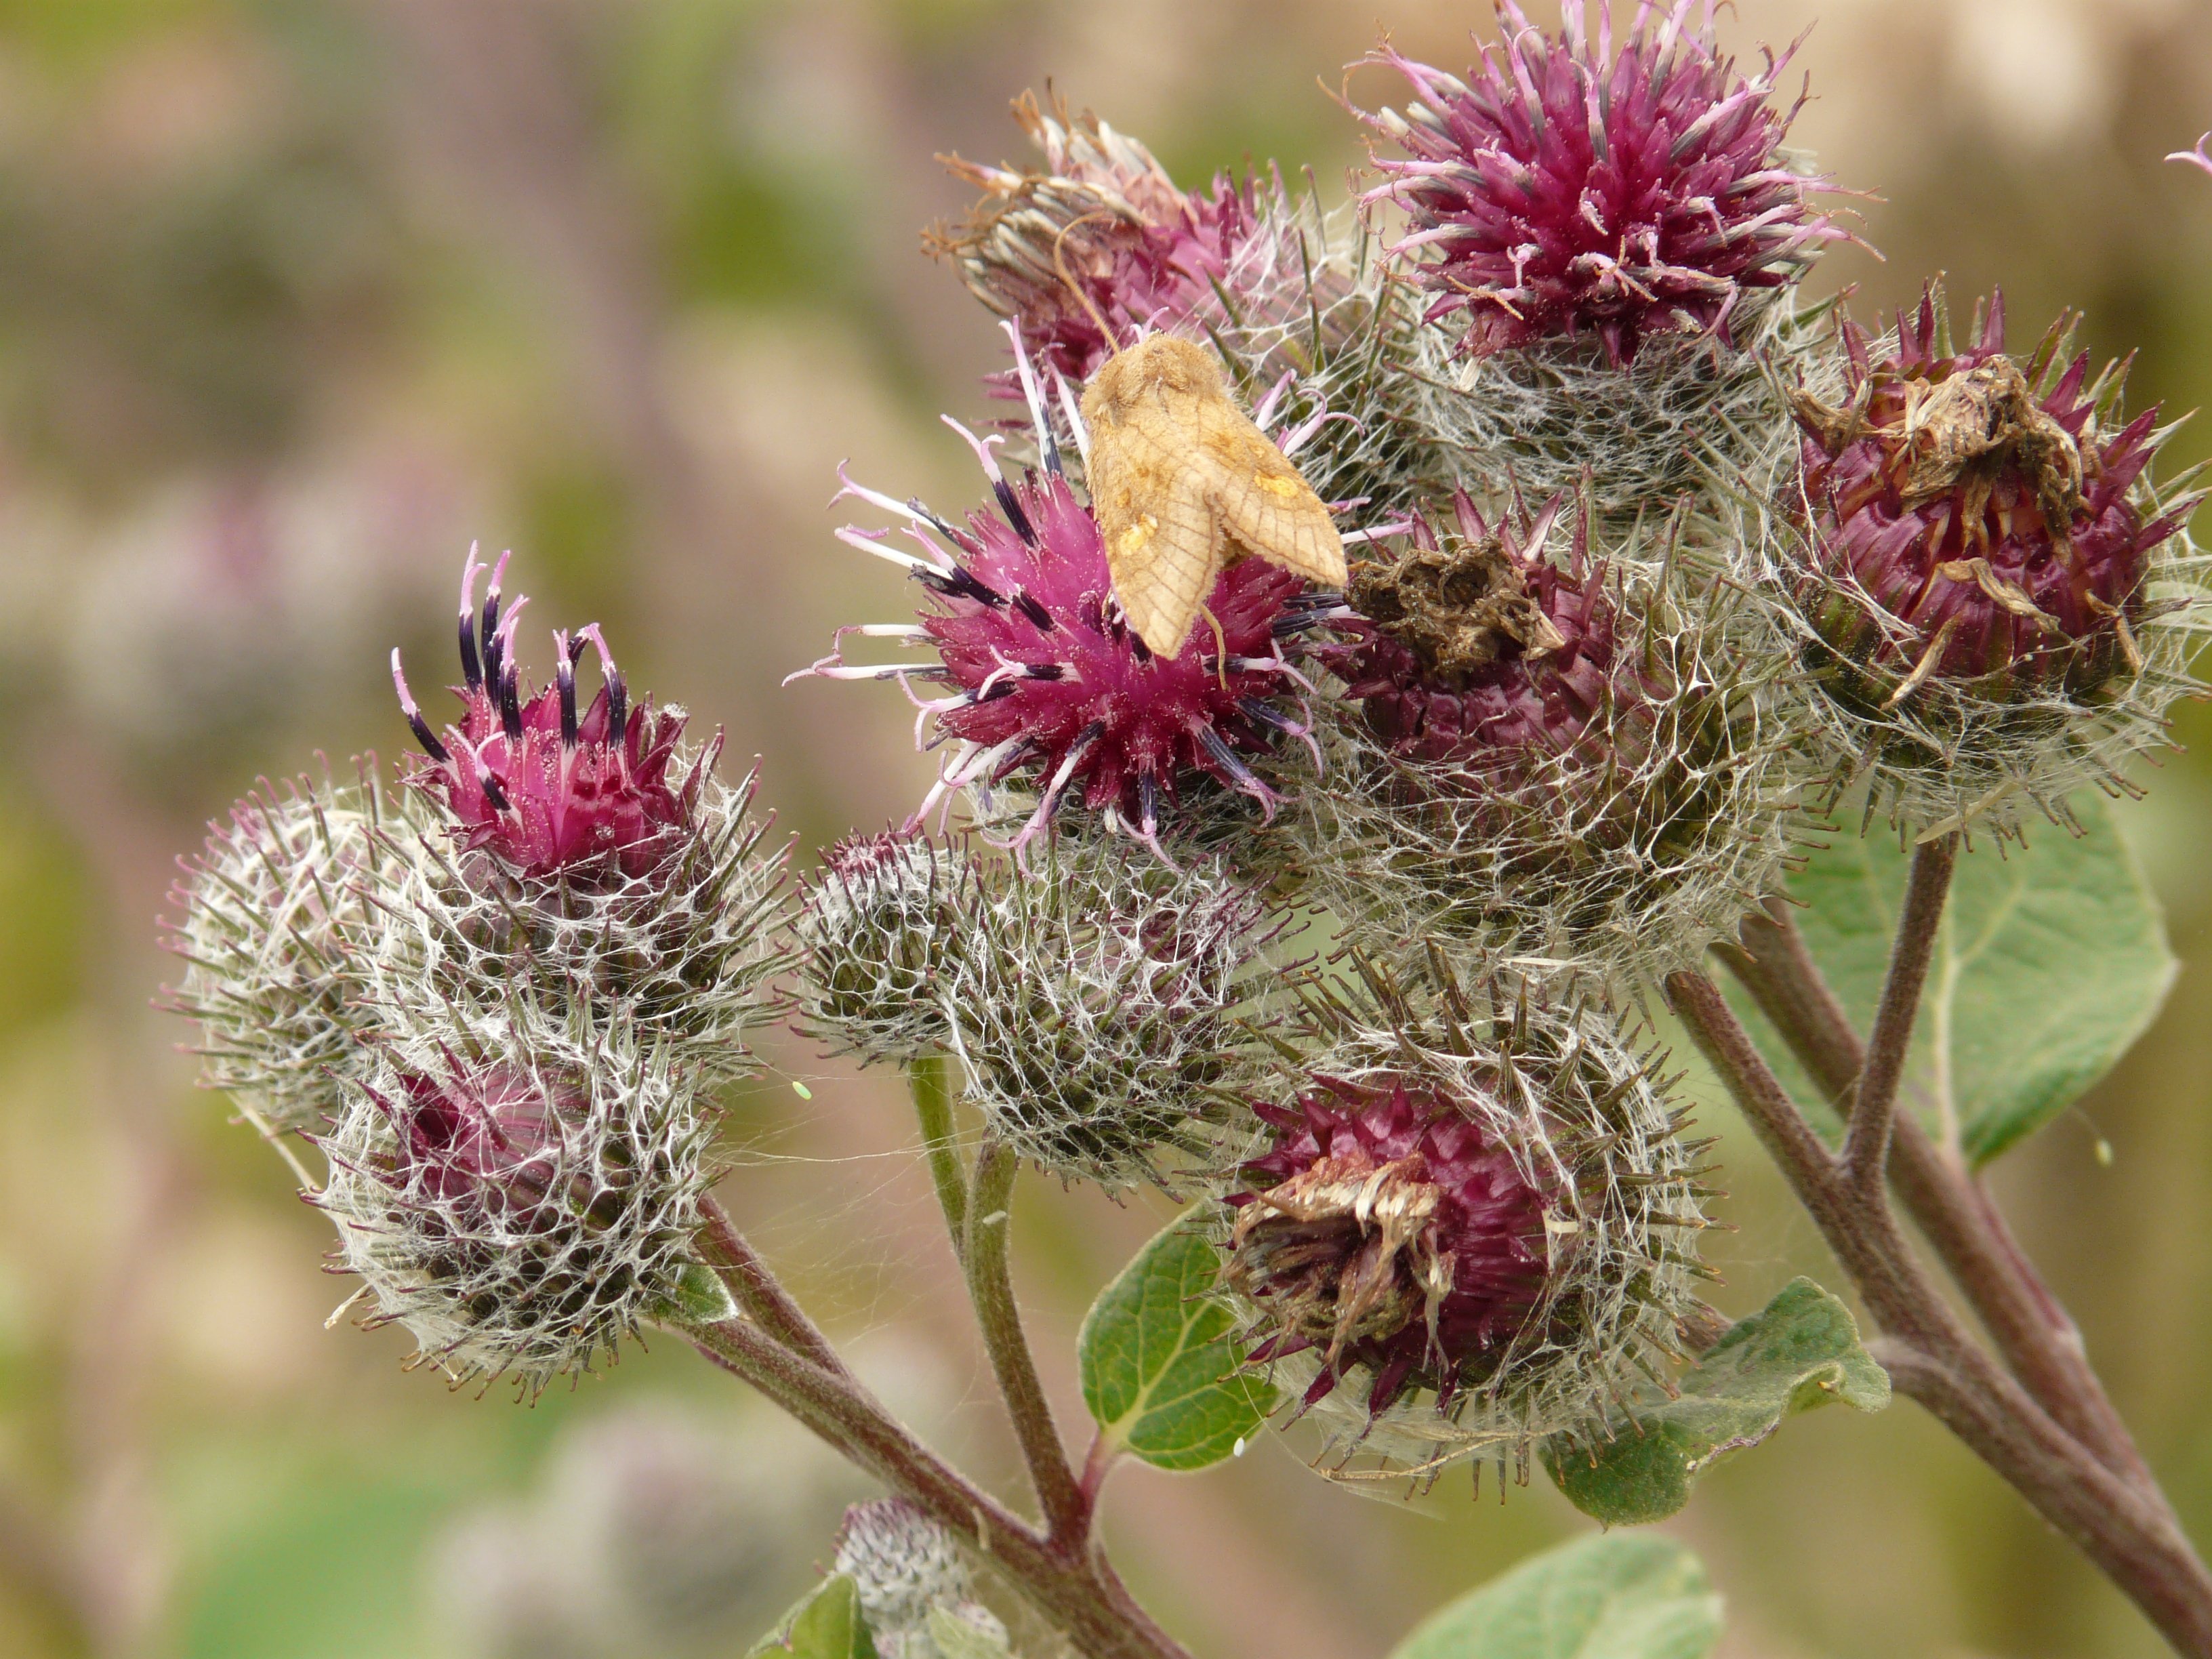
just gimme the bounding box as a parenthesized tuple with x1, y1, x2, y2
(746, 1575, 880, 1659)
(663, 1260, 739, 1326)
(926, 1606, 1015, 1658)
(1734, 793, 2174, 1164)
(1540, 1278, 1889, 1526)
(1078, 1212, 1275, 1471)
(1389, 1534, 1723, 1659)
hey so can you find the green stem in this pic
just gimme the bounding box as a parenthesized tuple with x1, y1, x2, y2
(1840, 834, 1957, 1195)
(681, 1315, 1189, 1659)
(910, 1054, 968, 1265)
(1666, 965, 2212, 1657)
(1721, 901, 2167, 1500)
(693, 1191, 849, 1376)
(967, 1138, 1091, 1547)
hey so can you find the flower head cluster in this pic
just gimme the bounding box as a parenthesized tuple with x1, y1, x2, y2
(317, 1019, 716, 1393)
(1281, 493, 1790, 983)
(167, 548, 790, 1393)
(832, 1499, 1008, 1659)
(1223, 956, 1713, 1482)
(1361, 3, 1833, 367)
(1738, 284, 2207, 835)
(790, 350, 1319, 860)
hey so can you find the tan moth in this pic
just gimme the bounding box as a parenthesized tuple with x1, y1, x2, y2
(1078, 333, 1348, 658)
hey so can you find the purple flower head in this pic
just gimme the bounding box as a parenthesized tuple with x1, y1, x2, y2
(391, 550, 705, 884)
(1789, 285, 2191, 703)
(1316, 492, 1624, 766)
(379, 1057, 575, 1221)
(790, 327, 1327, 859)
(1359, 1, 1839, 367)
(1227, 1075, 1555, 1417)
(932, 91, 1308, 390)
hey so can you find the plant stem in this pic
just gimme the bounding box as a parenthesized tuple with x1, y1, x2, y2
(683, 1315, 1191, 1659)
(1720, 903, 2164, 1498)
(911, 1053, 969, 1266)
(1841, 834, 1956, 1195)
(1666, 966, 2212, 1657)
(694, 1191, 850, 1376)
(967, 1137, 1092, 1547)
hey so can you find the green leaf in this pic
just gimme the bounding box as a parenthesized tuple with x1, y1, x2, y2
(925, 1606, 1015, 1659)
(661, 1259, 739, 1325)
(1735, 793, 2175, 1164)
(745, 1575, 880, 1659)
(1541, 1278, 1889, 1527)
(1078, 1211, 1275, 1471)
(1389, 1534, 1723, 1659)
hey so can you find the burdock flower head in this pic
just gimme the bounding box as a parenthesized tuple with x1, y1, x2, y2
(1744, 283, 2207, 835)
(1223, 956, 1715, 1483)
(1286, 492, 1790, 983)
(792, 829, 969, 1067)
(163, 767, 425, 1136)
(790, 338, 1326, 861)
(392, 550, 689, 884)
(929, 92, 1429, 512)
(317, 1017, 716, 1393)
(387, 550, 790, 1082)
(1357, 2, 1845, 520)
(943, 834, 1282, 1189)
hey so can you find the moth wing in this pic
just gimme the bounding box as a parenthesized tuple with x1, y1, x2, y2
(1198, 401, 1347, 588)
(1103, 464, 1224, 659)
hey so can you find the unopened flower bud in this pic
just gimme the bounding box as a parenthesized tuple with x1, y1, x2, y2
(946, 836, 1282, 1190)
(794, 830, 968, 1066)
(316, 1019, 715, 1392)
(163, 769, 421, 1134)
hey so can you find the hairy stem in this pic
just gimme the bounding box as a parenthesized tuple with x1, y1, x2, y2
(1666, 967, 2212, 1656)
(694, 1191, 849, 1376)
(968, 1138, 1092, 1547)
(1721, 903, 2164, 1498)
(911, 1054, 969, 1266)
(683, 1315, 1190, 1659)
(1841, 834, 1957, 1195)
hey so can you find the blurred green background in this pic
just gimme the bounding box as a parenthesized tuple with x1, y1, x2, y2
(2, 1, 2211, 1654)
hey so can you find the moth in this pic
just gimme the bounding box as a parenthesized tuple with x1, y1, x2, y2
(1080, 334, 1347, 658)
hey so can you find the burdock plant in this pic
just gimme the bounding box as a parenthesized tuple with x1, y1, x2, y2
(163, 12, 2212, 1659)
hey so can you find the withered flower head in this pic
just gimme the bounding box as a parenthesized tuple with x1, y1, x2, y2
(1223, 957, 1716, 1483)
(1738, 281, 2209, 836)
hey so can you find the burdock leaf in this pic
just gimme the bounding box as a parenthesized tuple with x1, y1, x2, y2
(663, 1260, 739, 1325)
(1078, 1211, 1275, 1471)
(1540, 1278, 1889, 1527)
(1389, 1533, 1723, 1659)
(745, 1574, 880, 1659)
(1731, 792, 2173, 1164)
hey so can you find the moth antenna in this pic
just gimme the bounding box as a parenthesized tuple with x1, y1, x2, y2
(1052, 211, 1128, 359)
